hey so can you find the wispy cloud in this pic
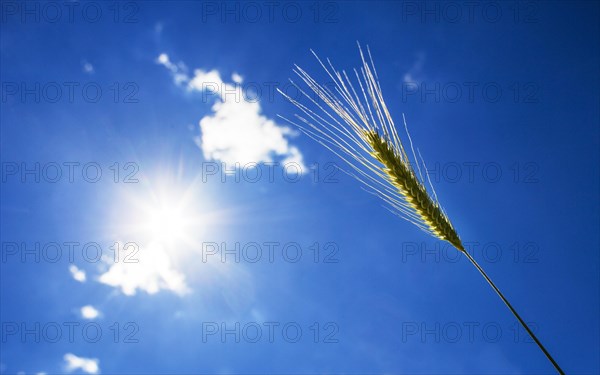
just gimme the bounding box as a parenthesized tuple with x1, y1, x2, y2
(154, 22, 164, 35)
(157, 53, 189, 85)
(82, 60, 94, 74)
(403, 52, 425, 83)
(157, 53, 305, 169)
(69, 265, 86, 282)
(63, 353, 99, 374)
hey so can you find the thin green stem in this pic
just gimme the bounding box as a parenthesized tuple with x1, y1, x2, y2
(462, 250, 565, 375)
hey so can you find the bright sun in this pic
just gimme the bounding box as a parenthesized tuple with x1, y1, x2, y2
(139, 187, 200, 248)
(117, 179, 210, 250)
(144, 202, 189, 243)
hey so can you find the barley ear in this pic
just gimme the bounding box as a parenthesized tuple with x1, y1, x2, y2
(278, 44, 565, 375)
(365, 129, 464, 251)
(277, 43, 464, 249)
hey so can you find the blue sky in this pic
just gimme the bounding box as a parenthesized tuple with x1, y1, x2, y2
(1, 1, 599, 374)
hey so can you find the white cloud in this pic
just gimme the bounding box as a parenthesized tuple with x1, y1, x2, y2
(231, 72, 243, 84)
(82, 60, 94, 74)
(157, 53, 172, 68)
(157, 53, 306, 170)
(63, 353, 99, 374)
(80, 305, 100, 320)
(69, 265, 86, 282)
(98, 242, 189, 296)
(156, 53, 189, 86)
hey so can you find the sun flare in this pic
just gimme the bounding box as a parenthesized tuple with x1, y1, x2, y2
(143, 198, 190, 243)
(136, 187, 201, 250)
(112, 177, 215, 252)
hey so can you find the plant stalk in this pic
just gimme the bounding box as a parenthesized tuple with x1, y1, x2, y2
(462, 250, 565, 375)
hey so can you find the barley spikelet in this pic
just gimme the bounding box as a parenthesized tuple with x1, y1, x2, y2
(278, 43, 464, 251)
